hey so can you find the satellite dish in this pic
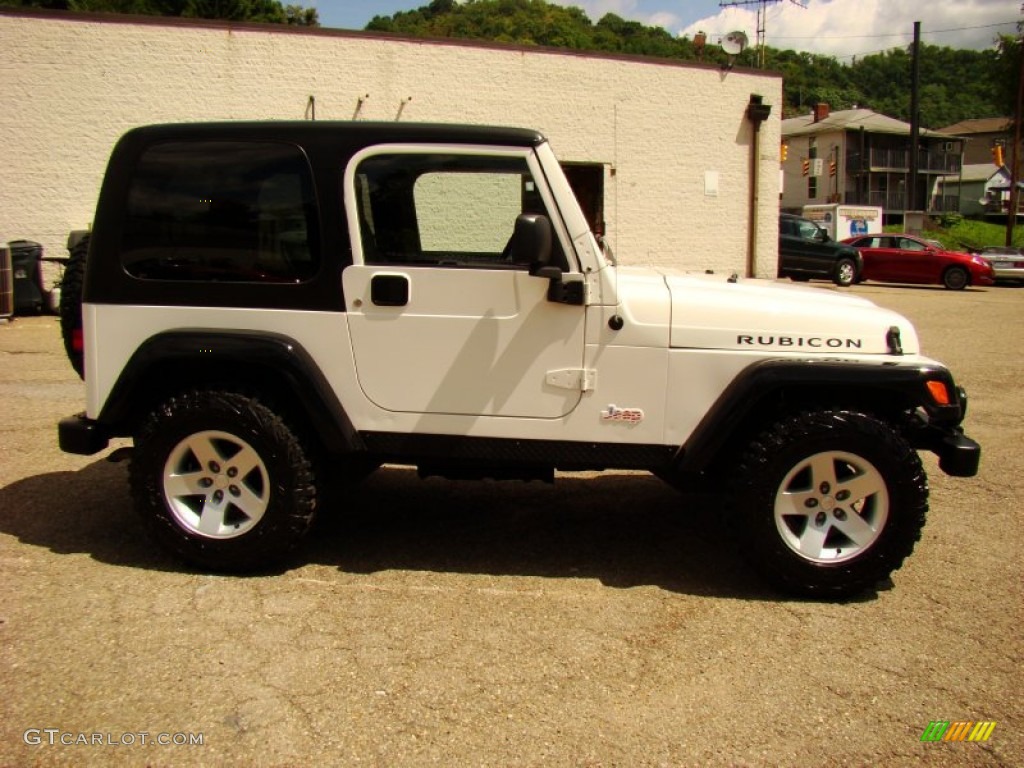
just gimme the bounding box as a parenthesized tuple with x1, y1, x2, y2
(721, 31, 749, 56)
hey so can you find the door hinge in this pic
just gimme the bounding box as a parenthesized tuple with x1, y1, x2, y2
(546, 368, 597, 392)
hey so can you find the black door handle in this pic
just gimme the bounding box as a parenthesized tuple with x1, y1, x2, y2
(371, 274, 409, 306)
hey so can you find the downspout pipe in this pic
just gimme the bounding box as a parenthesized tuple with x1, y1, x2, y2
(746, 94, 772, 278)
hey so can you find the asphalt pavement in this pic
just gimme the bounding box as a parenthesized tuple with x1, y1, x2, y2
(1, 281, 1021, 767)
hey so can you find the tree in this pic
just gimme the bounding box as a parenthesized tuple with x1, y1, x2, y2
(0, 0, 317, 24)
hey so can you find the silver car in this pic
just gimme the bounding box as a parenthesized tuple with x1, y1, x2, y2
(981, 246, 1024, 283)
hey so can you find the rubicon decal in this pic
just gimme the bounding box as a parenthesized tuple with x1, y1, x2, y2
(601, 405, 644, 424)
(737, 334, 863, 349)
(920, 721, 996, 742)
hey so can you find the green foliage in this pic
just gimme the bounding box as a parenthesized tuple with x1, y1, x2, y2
(886, 217, 1023, 250)
(0, 0, 318, 24)
(366, 0, 1016, 129)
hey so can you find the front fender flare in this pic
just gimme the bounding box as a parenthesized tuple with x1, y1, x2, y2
(675, 358, 965, 473)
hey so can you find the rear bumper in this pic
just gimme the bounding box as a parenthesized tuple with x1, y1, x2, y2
(58, 414, 110, 455)
(992, 266, 1024, 281)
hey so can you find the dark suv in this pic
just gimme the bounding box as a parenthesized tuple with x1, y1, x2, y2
(778, 212, 862, 287)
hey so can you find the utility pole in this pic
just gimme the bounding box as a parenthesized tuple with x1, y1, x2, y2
(719, 0, 806, 68)
(1007, 33, 1023, 247)
(908, 21, 921, 212)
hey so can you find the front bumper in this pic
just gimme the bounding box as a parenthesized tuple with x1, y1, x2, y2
(58, 414, 110, 456)
(910, 415, 981, 477)
(933, 429, 981, 477)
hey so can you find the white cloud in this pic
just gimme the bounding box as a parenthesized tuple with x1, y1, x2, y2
(550, 0, 679, 29)
(680, 0, 1018, 58)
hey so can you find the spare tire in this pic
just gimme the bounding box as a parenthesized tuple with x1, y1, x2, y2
(60, 233, 89, 379)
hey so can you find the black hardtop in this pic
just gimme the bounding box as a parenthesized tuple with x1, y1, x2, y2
(119, 120, 548, 148)
(86, 120, 550, 313)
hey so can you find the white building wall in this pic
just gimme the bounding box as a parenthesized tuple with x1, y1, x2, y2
(0, 11, 781, 278)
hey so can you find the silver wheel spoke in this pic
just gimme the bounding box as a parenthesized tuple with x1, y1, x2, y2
(774, 449, 889, 565)
(197, 498, 229, 536)
(184, 434, 221, 470)
(798, 521, 829, 560)
(230, 445, 263, 479)
(808, 453, 838, 491)
(233, 484, 268, 518)
(777, 488, 816, 518)
(163, 430, 270, 540)
(838, 472, 882, 505)
(831, 509, 877, 547)
(164, 470, 208, 497)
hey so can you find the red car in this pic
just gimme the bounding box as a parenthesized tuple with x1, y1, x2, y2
(841, 233, 995, 290)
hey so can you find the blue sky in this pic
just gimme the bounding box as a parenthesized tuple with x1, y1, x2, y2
(310, 0, 1020, 58)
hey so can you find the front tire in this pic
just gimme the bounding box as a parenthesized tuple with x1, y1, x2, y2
(130, 390, 317, 571)
(735, 410, 927, 599)
(943, 266, 969, 290)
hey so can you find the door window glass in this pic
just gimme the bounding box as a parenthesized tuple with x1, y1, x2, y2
(352, 152, 566, 269)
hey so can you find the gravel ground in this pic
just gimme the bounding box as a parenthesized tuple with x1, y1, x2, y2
(0, 282, 1021, 767)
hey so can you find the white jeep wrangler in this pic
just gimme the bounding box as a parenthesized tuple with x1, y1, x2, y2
(58, 122, 980, 598)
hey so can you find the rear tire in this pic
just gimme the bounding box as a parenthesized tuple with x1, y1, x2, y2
(735, 410, 928, 599)
(130, 390, 317, 571)
(59, 235, 88, 379)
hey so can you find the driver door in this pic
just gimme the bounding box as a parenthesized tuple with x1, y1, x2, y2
(342, 146, 587, 419)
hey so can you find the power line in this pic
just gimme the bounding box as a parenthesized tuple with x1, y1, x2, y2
(719, 0, 807, 67)
(698, 20, 1018, 42)
(769, 20, 1018, 41)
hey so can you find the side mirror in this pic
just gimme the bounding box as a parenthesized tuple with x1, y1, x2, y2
(508, 213, 552, 271)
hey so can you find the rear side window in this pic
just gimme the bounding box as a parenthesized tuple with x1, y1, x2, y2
(121, 141, 319, 283)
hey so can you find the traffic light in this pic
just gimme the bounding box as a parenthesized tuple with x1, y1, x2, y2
(781, 142, 788, 162)
(992, 144, 1005, 166)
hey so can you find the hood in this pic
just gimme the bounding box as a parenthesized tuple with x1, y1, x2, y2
(622, 268, 919, 355)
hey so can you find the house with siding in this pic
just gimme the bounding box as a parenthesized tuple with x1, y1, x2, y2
(781, 104, 962, 221)
(938, 117, 1015, 166)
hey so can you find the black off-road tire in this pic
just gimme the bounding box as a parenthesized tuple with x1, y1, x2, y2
(734, 410, 928, 599)
(59, 235, 89, 379)
(129, 390, 317, 571)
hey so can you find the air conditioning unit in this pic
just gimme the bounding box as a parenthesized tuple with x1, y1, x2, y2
(0, 245, 13, 320)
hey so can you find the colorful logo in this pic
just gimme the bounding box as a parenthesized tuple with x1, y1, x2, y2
(920, 721, 996, 742)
